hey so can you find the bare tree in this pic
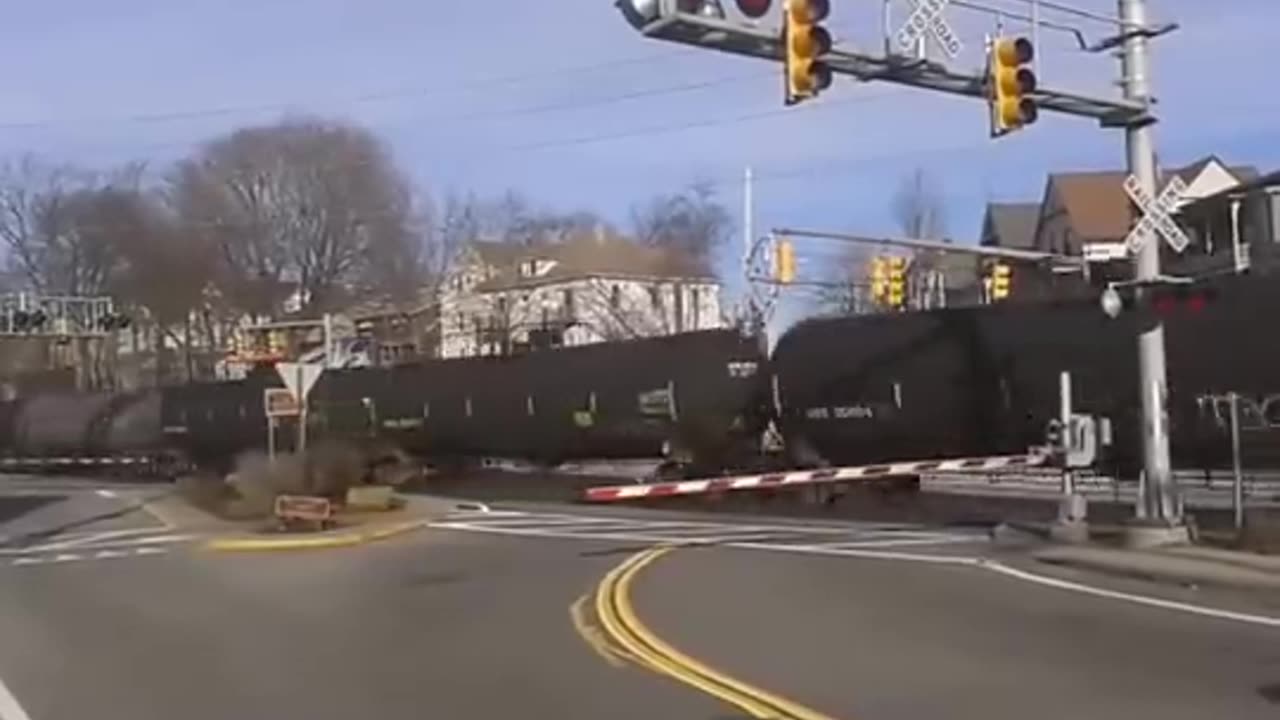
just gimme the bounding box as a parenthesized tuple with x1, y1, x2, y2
(812, 244, 874, 316)
(893, 167, 947, 240)
(441, 189, 606, 248)
(892, 167, 953, 309)
(170, 117, 424, 318)
(630, 180, 732, 269)
(0, 156, 144, 295)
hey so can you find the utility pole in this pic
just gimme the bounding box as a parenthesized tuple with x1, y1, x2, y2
(1119, 0, 1184, 540)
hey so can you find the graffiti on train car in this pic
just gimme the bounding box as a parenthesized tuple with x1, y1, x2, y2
(1196, 393, 1280, 432)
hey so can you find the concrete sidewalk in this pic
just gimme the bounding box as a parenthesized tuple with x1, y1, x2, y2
(1033, 544, 1280, 592)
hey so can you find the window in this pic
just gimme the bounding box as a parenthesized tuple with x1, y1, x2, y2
(689, 287, 700, 328)
(496, 295, 508, 317)
(611, 285, 622, 309)
(649, 285, 662, 309)
(563, 288, 575, 315)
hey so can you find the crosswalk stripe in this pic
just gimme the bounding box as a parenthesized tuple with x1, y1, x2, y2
(431, 509, 984, 552)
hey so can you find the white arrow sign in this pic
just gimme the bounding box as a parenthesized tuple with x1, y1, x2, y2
(276, 362, 324, 404)
(896, 0, 963, 59)
(1123, 174, 1191, 255)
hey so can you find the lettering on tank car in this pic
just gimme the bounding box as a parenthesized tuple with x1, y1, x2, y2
(727, 361, 758, 378)
(637, 388, 674, 416)
(382, 418, 424, 430)
(804, 405, 875, 420)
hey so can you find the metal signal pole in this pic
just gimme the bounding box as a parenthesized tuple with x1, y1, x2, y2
(1119, 0, 1182, 535)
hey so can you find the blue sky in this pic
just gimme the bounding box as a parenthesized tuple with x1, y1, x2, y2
(2, 0, 1276, 321)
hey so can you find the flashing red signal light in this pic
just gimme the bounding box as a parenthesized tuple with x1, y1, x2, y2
(736, 0, 772, 18)
(1151, 286, 1219, 317)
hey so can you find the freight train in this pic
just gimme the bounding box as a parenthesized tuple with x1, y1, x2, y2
(2, 269, 1277, 481)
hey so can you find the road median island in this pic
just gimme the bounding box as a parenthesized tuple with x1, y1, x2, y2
(204, 516, 432, 552)
(204, 494, 459, 552)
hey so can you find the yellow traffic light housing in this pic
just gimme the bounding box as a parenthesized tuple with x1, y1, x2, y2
(869, 256, 889, 304)
(775, 239, 796, 284)
(988, 36, 1038, 136)
(783, 0, 833, 106)
(886, 256, 908, 310)
(990, 262, 1012, 301)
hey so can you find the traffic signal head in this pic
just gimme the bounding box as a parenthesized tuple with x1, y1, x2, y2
(990, 262, 1012, 301)
(869, 256, 889, 302)
(886, 256, 907, 309)
(989, 37, 1037, 135)
(774, 239, 796, 283)
(784, 0, 832, 106)
(735, 0, 772, 18)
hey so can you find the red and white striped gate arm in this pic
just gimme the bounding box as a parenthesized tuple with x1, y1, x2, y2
(581, 452, 1051, 503)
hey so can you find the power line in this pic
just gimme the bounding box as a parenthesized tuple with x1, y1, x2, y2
(0, 91, 952, 240)
(0, 47, 707, 131)
(12, 67, 783, 164)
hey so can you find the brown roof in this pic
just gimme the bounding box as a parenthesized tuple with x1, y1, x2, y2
(981, 203, 1040, 249)
(471, 231, 714, 292)
(1047, 157, 1259, 244)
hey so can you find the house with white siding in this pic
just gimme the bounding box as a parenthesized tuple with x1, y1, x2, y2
(437, 229, 724, 359)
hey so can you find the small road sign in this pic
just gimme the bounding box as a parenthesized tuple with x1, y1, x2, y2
(1124, 174, 1191, 255)
(1083, 242, 1130, 263)
(264, 388, 301, 418)
(274, 495, 334, 531)
(276, 362, 324, 403)
(896, 0, 963, 59)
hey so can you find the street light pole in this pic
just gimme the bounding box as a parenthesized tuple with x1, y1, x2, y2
(1118, 0, 1183, 537)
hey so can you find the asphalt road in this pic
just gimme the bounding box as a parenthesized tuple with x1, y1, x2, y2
(0, 481, 726, 720)
(3, 478, 1279, 720)
(634, 546, 1280, 720)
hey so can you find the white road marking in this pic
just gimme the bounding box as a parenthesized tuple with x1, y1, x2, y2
(0, 531, 195, 556)
(437, 509, 1280, 629)
(981, 560, 1280, 629)
(0, 672, 33, 720)
(28, 527, 167, 551)
(7, 546, 170, 567)
(431, 510, 983, 550)
(95, 489, 117, 499)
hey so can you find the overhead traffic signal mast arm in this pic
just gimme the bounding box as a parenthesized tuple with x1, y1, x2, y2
(625, 9, 1148, 127)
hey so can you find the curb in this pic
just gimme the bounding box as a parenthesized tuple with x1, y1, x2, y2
(204, 519, 431, 553)
(1032, 547, 1280, 593)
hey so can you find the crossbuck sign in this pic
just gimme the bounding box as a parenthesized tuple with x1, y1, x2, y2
(1123, 174, 1191, 255)
(896, 0, 963, 59)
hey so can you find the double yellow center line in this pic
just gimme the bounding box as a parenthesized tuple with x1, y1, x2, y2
(583, 545, 838, 720)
